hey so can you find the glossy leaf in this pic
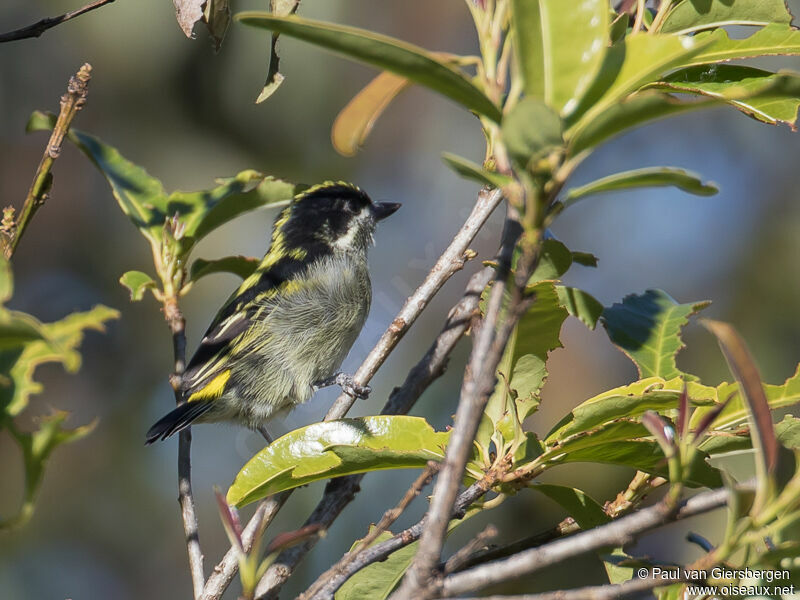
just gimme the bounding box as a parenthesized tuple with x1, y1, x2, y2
(556, 285, 603, 330)
(189, 256, 260, 283)
(661, 0, 793, 35)
(511, 0, 609, 115)
(228, 416, 449, 506)
(501, 98, 563, 168)
(563, 167, 718, 209)
(236, 13, 501, 121)
(441, 153, 513, 188)
(529, 483, 610, 529)
(686, 24, 800, 66)
(335, 529, 417, 600)
(567, 33, 711, 137)
(333, 71, 411, 156)
(601, 289, 710, 379)
(119, 270, 156, 302)
(657, 65, 800, 129)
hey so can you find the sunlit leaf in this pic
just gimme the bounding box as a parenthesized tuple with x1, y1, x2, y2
(511, 0, 609, 115)
(333, 71, 411, 156)
(441, 153, 513, 188)
(562, 167, 718, 209)
(228, 416, 449, 506)
(119, 270, 156, 302)
(656, 65, 800, 129)
(190, 256, 260, 283)
(255, 0, 301, 103)
(661, 2, 793, 35)
(601, 289, 710, 379)
(236, 13, 501, 121)
(528, 239, 573, 284)
(687, 24, 800, 66)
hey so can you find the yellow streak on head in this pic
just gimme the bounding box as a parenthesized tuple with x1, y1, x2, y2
(187, 369, 231, 403)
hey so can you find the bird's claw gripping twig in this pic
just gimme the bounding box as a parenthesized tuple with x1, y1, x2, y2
(315, 372, 371, 400)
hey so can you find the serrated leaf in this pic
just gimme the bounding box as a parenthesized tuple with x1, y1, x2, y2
(511, 0, 609, 115)
(119, 270, 156, 302)
(656, 65, 800, 129)
(236, 13, 501, 122)
(1, 412, 96, 529)
(1, 305, 119, 417)
(333, 71, 411, 156)
(556, 285, 602, 330)
(601, 289, 710, 379)
(529, 483, 610, 529)
(190, 256, 260, 283)
(661, 0, 793, 35)
(567, 33, 711, 138)
(501, 98, 563, 169)
(228, 416, 449, 506)
(441, 153, 513, 188)
(563, 167, 718, 209)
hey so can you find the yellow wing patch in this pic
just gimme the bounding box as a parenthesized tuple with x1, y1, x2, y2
(187, 369, 231, 403)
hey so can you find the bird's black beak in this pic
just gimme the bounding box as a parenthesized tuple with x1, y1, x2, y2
(373, 201, 401, 221)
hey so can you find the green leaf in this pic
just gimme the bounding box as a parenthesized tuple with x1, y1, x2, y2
(501, 98, 563, 169)
(602, 548, 637, 585)
(335, 529, 417, 600)
(656, 65, 800, 129)
(441, 153, 513, 188)
(686, 24, 800, 66)
(528, 239, 573, 284)
(333, 71, 411, 156)
(227, 416, 449, 506)
(567, 33, 712, 140)
(568, 90, 708, 155)
(556, 285, 603, 330)
(529, 483, 610, 529)
(1, 412, 96, 529)
(119, 270, 156, 302)
(0, 305, 119, 416)
(660, 0, 793, 35)
(563, 167, 718, 209)
(700, 415, 800, 456)
(236, 13, 501, 122)
(601, 289, 710, 379)
(190, 256, 260, 283)
(511, 0, 609, 115)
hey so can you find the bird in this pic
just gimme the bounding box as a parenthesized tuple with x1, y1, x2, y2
(145, 182, 400, 444)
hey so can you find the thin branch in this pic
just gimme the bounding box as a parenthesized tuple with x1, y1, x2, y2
(448, 575, 685, 600)
(392, 215, 526, 600)
(0, 0, 117, 44)
(2, 63, 91, 258)
(163, 296, 205, 599)
(443, 525, 498, 575)
(298, 463, 439, 600)
(325, 186, 504, 420)
(439, 484, 750, 597)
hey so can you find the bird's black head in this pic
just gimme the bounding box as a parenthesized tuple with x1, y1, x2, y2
(278, 182, 400, 253)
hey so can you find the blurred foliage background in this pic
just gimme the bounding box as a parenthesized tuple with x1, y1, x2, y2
(1, 1, 799, 598)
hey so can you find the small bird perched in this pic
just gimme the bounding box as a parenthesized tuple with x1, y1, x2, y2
(146, 182, 400, 444)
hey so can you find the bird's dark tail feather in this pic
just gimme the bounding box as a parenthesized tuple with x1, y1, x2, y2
(145, 402, 214, 444)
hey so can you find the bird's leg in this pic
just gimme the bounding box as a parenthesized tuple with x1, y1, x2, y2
(314, 372, 371, 399)
(257, 425, 273, 444)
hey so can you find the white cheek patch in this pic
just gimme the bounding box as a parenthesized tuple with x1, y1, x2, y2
(334, 207, 372, 250)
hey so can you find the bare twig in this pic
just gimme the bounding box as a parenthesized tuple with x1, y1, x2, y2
(443, 525, 498, 574)
(163, 296, 205, 598)
(392, 215, 527, 600)
(2, 64, 91, 258)
(0, 0, 117, 44)
(448, 574, 684, 600)
(299, 463, 439, 600)
(439, 485, 748, 597)
(325, 186, 504, 420)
